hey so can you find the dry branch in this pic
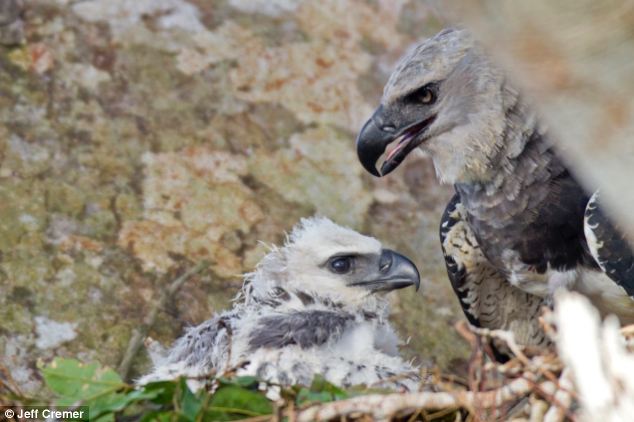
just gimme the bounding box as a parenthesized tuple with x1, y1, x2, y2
(297, 375, 536, 422)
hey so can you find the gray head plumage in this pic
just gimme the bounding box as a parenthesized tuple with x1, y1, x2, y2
(383, 28, 475, 105)
(357, 27, 536, 185)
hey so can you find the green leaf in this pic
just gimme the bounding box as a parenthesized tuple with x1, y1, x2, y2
(218, 376, 259, 388)
(296, 388, 333, 405)
(177, 378, 203, 422)
(141, 380, 179, 405)
(203, 386, 272, 421)
(310, 375, 348, 398)
(41, 358, 163, 421)
(42, 358, 124, 399)
(295, 376, 351, 405)
(138, 410, 176, 422)
(94, 388, 161, 416)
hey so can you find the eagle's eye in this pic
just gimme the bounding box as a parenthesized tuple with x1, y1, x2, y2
(417, 87, 435, 104)
(328, 256, 353, 274)
(408, 83, 437, 105)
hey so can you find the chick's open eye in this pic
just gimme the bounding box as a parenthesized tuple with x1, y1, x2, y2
(328, 256, 353, 274)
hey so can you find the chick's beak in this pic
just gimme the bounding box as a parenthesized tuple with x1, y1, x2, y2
(348, 249, 420, 293)
(377, 249, 420, 292)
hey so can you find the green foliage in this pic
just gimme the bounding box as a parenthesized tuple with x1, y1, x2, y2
(39, 359, 278, 421)
(35, 358, 400, 421)
(41, 358, 148, 421)
(295, 375, 350, 405)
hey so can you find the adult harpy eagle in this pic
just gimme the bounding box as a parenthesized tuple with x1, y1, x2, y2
(138, 217, 421, 391)
(355, 28, 634, 346)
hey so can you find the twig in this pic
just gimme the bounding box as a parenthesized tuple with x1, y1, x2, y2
(287, 401, 296, 422)
(234, 415, 275, 422)
(454, 321, 478, 348)
(0, 363, 23, 399)
(117, 261, 209, 379)
(543, 369, 574, 422)
(529, 397, 548, 422)
(620, 324, 634, 336)
(524, 378, 576, 422)
(469, 324, 573, 401)
(539, 308, 558, 342)
(468, 325, 530, 366)
(296, 375, 537, 422)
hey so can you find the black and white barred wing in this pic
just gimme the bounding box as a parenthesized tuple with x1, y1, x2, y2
(584, 191, 634, 298)
(440, 194, 548, 349)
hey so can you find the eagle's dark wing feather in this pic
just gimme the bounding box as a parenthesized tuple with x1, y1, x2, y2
(584, 192, 634, 298)
(440, 193, 549, 350)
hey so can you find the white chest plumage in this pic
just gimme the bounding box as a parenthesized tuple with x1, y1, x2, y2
(504, 255, 634, 322)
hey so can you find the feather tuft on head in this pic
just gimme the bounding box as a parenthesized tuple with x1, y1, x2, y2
(241, 216, 382, 303)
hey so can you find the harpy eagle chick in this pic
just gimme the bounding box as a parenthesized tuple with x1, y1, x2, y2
(138, 217, 421, 391)
(356, 28, 634, 350)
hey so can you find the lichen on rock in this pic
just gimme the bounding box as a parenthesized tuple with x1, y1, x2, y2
(249, 126, 372, 227)
(119, 147, 263, 276)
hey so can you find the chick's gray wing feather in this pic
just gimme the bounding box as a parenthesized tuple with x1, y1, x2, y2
(137, 312, 236, 386)
(248, 310, 353, 350)
(440, 193, 548, 348)
(165, 312, 235, 369)
(585, 192, 634, 297)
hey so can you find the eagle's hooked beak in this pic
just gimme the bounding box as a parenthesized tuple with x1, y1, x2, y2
(356, 116, 389, 177)
(352, 249, 420, 293)
(356, 106, 435, 177)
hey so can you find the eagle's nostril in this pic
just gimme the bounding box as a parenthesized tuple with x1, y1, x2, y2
(379, 250, 393, 272)
(381, 125, 396, 133)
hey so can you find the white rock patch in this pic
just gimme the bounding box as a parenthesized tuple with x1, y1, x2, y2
(72, 0, 205, 35)
(228, 0, 300, 17)
(34, 316, 78, 349)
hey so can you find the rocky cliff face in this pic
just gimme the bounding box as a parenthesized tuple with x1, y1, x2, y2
(0, 0, 467, 392)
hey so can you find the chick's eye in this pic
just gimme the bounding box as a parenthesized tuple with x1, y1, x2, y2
(329, 256, 352, 274)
